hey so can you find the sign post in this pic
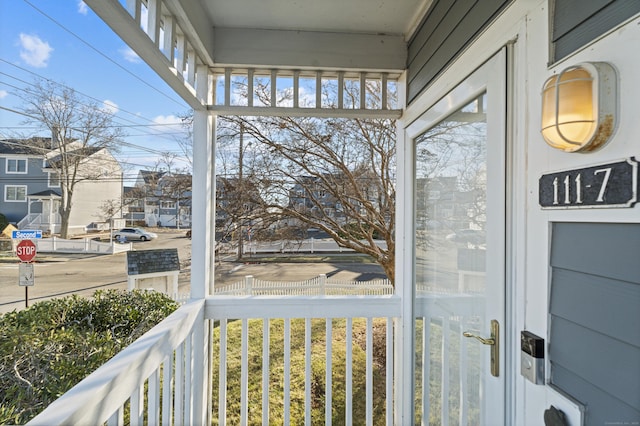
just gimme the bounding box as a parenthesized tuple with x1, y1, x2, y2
(16, 239, 37, 307)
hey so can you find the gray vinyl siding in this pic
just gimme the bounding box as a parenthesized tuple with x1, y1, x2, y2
(0, 156, 50, 223)
(549, 222, 640, 425)
(551, 0, 640, 63)
(406, 0, 512, 104)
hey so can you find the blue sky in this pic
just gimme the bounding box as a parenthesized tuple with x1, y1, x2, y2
(0, 0, 191, 184)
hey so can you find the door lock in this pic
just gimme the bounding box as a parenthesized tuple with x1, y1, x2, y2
(463, 319, 499, 377)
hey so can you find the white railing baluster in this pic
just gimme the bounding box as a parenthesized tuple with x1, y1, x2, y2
(146, 0, 160, 44)
(459, 319, 469, 426)
(366, 318, 373, 426)
(175, 32, 185, 75)
(326, 318, 333, 426)
(442, 317, 450, 426)
(346, 317, 353, 426)
(271, 70, 277, 107)
(293, 71, 300, 108)
(360, 74, 367, 110)
(219, 319, 228, 425)
(305, 318, 312, 426)
(106, 407, 122, 426)
(148, 368, 160, 425)
(422, 317, 430, 426)
(262, 319, 270, 424)
(130, 383, 144, 426)
(161, 14, 174, 61)
(316, 71, 322, 108)
(284, 318, 291, 425)
(241, 319, 249, 425)
(338, 72, 344, 109)
(381, 73, 388, 110)
(175, 343, 184, 424)
(161, 357, 172, 426)
(184, 332, 193, 425)
(187, 49, 196, 86)
(386, 317, 393, 426)
(248, 69, 254, 107)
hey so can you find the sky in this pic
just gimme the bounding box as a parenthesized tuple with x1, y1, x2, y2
(0, 0, 192, 186)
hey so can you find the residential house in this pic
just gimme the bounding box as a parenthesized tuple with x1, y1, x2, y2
(34, 1, 640, 425)
(0, 138, 122, 235)
(124, 170, 192, 228)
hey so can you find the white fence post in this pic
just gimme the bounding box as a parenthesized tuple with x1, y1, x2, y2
(319, 274, 327, 295)
(310, 237, 314, 254)
(245, 275, 253, 295)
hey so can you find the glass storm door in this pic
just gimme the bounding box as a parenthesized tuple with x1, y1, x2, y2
(407, 50, 507, 425)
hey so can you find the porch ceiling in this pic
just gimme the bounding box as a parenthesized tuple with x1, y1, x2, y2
(167, 0, 433, 71)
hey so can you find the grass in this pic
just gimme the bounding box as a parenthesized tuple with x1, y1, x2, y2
(210, 318, 389, 425)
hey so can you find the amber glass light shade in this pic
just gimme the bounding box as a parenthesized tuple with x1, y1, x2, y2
(541, 67, 598, 152)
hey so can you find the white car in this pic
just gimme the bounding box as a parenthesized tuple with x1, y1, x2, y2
(114, 227, 158, 242)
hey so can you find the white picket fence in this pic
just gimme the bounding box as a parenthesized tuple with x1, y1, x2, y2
(27, 237, 132, 255)
(213, 274, 393, 296)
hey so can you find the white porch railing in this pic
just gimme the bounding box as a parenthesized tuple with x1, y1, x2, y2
(24, 292, 488, 425)
(27, 299, 207, 425)
(17, 213, 62, 232)
(27, 295, 400, 425)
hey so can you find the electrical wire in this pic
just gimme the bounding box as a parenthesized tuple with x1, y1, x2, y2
(20, 0, 185, 109)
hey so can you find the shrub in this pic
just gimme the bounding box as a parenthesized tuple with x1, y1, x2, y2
(0, 290, 178, 424)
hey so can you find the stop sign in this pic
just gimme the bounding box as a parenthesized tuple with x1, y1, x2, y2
(16, 239, 37, 262)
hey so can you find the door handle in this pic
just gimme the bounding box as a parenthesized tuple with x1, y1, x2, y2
(463, 319, 499, 377)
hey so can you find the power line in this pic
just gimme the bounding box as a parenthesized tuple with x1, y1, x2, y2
(0, 71, 191, 143)
(20, 0, 186, 109)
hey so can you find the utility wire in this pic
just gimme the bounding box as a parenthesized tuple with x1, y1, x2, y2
(20, 0, 186, 109)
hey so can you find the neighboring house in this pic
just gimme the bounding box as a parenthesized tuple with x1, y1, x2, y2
(124, 170, 192, 228)
(0, 138, 123, 235)
(287, 175, 380, 226)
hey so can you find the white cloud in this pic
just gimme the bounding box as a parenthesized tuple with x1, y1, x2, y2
(0, 90, 7, 99)
(102, 100, 119, 114)
(119, 46, 141, 63)
(152, 115, 185, 133)
(77, 1, 88, 15)
(18, 33, 53, 68)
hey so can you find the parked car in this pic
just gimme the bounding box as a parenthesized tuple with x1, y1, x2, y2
(113, 227, 158, 242)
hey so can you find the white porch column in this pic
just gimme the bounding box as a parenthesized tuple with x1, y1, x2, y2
(394, 74, 414, 425)
(191, 65, 215, 299)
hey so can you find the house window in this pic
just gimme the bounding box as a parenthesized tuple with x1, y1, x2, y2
(6, 158, 27, 174)
(5, 185, 27, 202)
(48, 172, 61, 187)
(160, 201, 176, 209)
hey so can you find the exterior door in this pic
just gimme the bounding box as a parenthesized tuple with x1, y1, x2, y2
(407, 50, 507, 425)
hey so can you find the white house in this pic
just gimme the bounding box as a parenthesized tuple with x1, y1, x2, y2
(29, 1, 640, 425)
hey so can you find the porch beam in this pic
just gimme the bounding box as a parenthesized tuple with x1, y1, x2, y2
(213, 28, 407, 71)
(85, 0, 205, 110)
(208, 105, 402, 120)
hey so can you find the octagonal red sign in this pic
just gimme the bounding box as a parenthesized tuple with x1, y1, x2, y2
(16, 239, 37, 262)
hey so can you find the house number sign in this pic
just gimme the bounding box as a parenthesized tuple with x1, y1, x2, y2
(539, 158, 638, 209)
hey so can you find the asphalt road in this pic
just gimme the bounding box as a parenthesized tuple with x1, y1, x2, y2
(0, 231, 386, 314)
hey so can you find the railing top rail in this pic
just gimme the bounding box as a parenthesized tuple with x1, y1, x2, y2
(205, 295, 401, 319)
(27, 299, 205, 426)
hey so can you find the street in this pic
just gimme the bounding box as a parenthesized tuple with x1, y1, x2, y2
(0, 231, 386, 314)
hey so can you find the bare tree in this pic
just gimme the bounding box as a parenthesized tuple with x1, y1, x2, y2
(16, 79, 124, 238)
(217, 76, 396, 281)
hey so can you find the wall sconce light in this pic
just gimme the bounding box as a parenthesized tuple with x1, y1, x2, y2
(541, 62, 617, 152)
